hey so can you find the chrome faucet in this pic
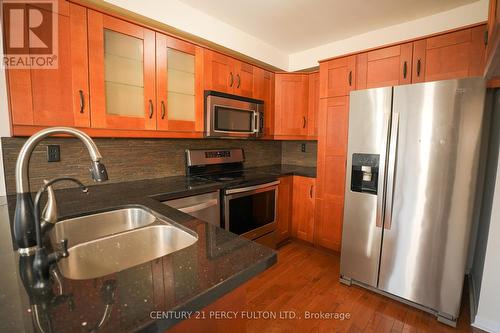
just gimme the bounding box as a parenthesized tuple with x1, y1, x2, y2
(14, 127, 108, 254)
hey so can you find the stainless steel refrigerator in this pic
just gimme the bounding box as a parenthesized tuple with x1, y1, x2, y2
(340, 77, 486, 326)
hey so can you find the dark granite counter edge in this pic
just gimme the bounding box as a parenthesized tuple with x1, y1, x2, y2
(139, 252, 277, 333)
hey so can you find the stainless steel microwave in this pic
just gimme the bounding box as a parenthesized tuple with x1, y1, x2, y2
(205, 91, 264, 138)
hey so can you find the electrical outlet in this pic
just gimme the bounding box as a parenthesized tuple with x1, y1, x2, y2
(301, 143, 306, 152)
(47, 145, 60, 162)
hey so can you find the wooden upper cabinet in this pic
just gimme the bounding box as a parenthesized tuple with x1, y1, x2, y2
(203, 50, 254, 97)
(291, 176, 316, 243)
(307, 72, 319, 137)
(156, 34, 204, 132)
(253, 67, 275, 137)
(88, 11, 156, 130)
(7, 2, 90, 128)
(233, 61, 254, 97)
(356, 43, 413, 89)
(319, 55, 356, 98)
(423, 25, 486, 82)
(274, 73, 309, 136)
(275, 176, 293, 244)
(412, 40, 427, 83)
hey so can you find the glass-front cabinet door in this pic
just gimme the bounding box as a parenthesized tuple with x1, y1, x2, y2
(88, 11, 156, 130)
(156, 34, 203, 132)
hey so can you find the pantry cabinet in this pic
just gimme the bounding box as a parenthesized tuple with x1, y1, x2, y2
(203, 50, 254, 98)
(7, 2, 90, 128)
(88, 11, 156, 130)
(155, 34, 204, 132)
(291, 176, 316, 243)
(319, 55, 356, 98)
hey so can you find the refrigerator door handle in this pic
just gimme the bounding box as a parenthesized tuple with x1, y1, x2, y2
(376, 111, 391, 228)
(384, 112, 399, 230)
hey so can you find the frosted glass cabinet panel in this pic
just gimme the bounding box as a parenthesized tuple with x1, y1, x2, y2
(156, 33, 202, 132)
(167, 48, 195, 121)
(104, 30, 144, 117)
(89, 11, 156, 130)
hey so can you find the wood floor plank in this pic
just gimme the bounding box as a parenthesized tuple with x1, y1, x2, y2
(243, 241, 485, 333)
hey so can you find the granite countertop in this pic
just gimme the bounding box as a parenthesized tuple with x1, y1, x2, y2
(0, 164, 315, 333)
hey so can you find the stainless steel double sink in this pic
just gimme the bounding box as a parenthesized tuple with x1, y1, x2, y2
(49, 207, 198, 280)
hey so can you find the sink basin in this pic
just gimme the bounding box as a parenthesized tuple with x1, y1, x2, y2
(50, 207, 157, 247)
(57, 225, 197, 280)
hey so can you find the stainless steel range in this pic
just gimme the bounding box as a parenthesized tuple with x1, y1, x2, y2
(185, 148, 278, 248)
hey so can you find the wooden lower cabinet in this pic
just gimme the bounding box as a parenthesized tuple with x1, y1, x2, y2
(275, 176, 293, 244)
(291, 176, 316, 243)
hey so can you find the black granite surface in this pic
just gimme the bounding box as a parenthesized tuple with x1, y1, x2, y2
(0, 165, 315, 333)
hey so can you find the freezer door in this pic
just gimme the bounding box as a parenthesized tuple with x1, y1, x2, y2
(378, 78, 486, 318)
(340, 87, 392, 287)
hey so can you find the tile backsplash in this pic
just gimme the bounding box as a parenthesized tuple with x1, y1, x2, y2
(1, 137, 317, 194)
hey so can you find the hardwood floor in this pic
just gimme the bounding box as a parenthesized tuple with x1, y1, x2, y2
(243, 241, 484, 333)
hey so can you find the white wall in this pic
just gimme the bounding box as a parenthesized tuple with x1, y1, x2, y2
(474, 135, 500, 332)
(105, 0, 488, 72)
(288, 0, 489, 70)
(0, 22, 12, 197)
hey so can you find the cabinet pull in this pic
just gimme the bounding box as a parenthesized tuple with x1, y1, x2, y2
(161, 100, 166, 120)
(348, 71, 352, 86)
(309, 185, 313, 198)
(302, 116, 307, 129)
(148, 99, 154, 119)
(403, 61, 408, 79)
(236, 74, 241, 88)
(78, 90, 84, 113)
(229, 72, 234, 87)
(416, 59, 421, 77)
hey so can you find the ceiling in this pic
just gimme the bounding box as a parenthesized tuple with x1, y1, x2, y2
(178, 0, 479, 53)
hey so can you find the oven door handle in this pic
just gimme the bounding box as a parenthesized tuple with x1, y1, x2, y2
(225, 181, 280, 195)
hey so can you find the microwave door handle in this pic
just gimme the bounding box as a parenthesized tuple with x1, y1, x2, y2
(253, 112, 259, 133)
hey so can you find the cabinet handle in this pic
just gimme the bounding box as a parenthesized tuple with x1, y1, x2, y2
(302, 116, 307, 129)
(403, 61, 408, 79)
(236, 74, 241, 88)
(161, 100, 166, 120)
(148, 99, 154, 119)
(348, 71, 352, 86)
(416, 59, 421, 77)
(229, 72, 234, 87)
(78, 90, 84, 113)
(309, 185, 313, 199)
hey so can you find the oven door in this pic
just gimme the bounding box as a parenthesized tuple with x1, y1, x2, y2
(224, 181, 279, 241)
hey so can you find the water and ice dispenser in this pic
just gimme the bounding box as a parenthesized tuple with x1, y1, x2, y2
(351, 153, 379, 195)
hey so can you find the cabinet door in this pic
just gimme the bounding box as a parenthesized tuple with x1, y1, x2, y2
(319, 55, 356, 98)
(233, 61, 254, 97)
(412, 39, 427, 83)
(7, 2, 89, 127)
(274, 74, 309, 136)
(291, 176, 316, 243)
(356, 43, 413, 89)
(156, 34, 203, 132)
(307, 72, 319, 136)
(203, 50, 234, 94)
(275, 176, 293, 244)
(315, 97, 349, 251)
(88, 11, 156, 130)
(424, 26, 486, 81)
(253, 68, 275, 137)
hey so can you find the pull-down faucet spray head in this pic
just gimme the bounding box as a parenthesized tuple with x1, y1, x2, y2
(14, 127, 108, 253)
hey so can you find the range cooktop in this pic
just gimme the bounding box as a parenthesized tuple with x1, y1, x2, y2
(192, 170, 278, 189)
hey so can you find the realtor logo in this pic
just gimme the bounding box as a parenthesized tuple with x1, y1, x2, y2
(2, 0, 58, 68)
